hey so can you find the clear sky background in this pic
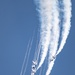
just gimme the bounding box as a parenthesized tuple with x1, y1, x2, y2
(0, 0, 75, 75)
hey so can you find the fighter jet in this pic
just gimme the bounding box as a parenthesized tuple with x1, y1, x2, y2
(50, 54, 56, 61)
(32, 66, 36, 73)
(31, 61, 37, 73)
(52, 55, 56, 59)
(32, 64, 36, 69)
(50, 58, 53, 61)
(32, 60, 37, 65)
(31, 60, 38, 74)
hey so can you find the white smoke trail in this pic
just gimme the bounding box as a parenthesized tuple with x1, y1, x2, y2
(34, 0, 72, 75)
(46, 0, 60, 75)
(46, 0, 72, 75)
(57, 0, 72, 55)
(37, 0, 54, 70)
(32, 31, 40, 62)
(36, 40, 41, 62)
(46, 59, 55, 75)
(49, 0, 60, 57)
(31, 41, 41, 75)
(23, 38, 33, 75)
(20, 40, 31, 75)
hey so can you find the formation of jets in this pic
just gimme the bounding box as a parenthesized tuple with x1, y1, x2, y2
(31, 60, 37, 74)
(31, 54, 56, 74)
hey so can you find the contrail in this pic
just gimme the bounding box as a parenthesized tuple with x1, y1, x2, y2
(32, 31, 40, 62)
(46, 0, 72, 75)
(57, 0, 72, 55)
(46, 59, 55, 75)
(46, 0, 60, 74)
(31, 40, 41, 75)
(35, 40, 41, 62)
(20, 40, 31, 75)
(20, 32, 34, 75)
(23, 36, 34, 75)
(37, 0, 54, 70)
(32, 0, 72, 75)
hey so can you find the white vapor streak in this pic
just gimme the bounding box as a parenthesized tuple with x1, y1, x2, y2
(37, 0, 54, 70)
(33, 0, 72, 74)
(46, 0, 60, 75)
(20, 40, 30, 75)
(57, 0, 72, 55)
(36, 40, 41, 62)
(23, 37, 33, 75)
(46, 59, 55, 75)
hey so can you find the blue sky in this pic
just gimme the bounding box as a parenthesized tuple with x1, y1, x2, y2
(0, 0, 75, 75)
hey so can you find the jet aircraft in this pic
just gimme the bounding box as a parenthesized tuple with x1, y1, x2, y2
(50, 54, 56, 61)
(31, 60, 37, 74)
(32, 67, 36, 73)
(32, 60, 37, 65)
